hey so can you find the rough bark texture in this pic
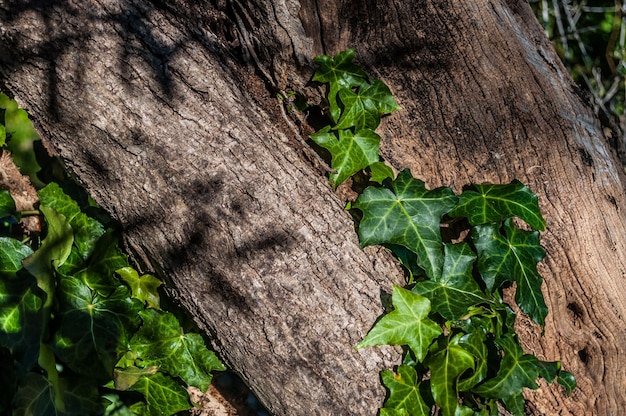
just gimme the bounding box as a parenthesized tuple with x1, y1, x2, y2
(1, 0, 625, 415)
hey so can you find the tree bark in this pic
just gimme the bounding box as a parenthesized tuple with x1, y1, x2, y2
(1, 1, 624, 415)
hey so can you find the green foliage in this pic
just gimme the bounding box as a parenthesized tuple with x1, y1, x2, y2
(313, 51, 575, 416)
(311, 49, 399, 188)
(0, 100, 225, 415)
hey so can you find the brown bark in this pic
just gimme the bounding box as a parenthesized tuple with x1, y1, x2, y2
(1, 0, 624, 415)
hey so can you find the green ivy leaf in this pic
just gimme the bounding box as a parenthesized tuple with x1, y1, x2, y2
(557, 370, 577, 395)
(54, 278, 142, 380)
(426, 335, 475, 416)
(334, 79, 400, 130)
(12, 373, 56, 416)
(472, 219, 548, 325)
(313, 49, 369, 122)
(0, 190, 16, 219)
(112, 365, 159, 391)
(38, 182, 105, 259)
(472, 335, 541, 400)
(310, 126, 380, 187)
(502, 394, 525, 416)
(128, 373, 191, 416)
(354, 169, 458, 279)
(456, 331, 489, 391)
(381, 365, 432, 416)
(357, 285, 442, 361)
(380, 408, 411, 416)
(0, 237, 33, 275)
(130, 309, 226, 391)
(368, 161, 395, 184)
(413, 243, 492, 320)
(116, 267, 163, 309)
(448, 181, 546, 231)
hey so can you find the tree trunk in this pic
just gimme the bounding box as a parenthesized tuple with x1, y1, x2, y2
(1, 0, 624, 415)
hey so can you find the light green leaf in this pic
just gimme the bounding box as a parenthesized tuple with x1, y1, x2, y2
(380, 408, 411, 416)
(426, 335, 475, 416)
(0, 124, 5, 146)
(368, 161, 395, 184)
(113, 365, 159, 391)
(381, 365, 432, 416)
(472, 219, 548, 325)
(334, 79, 400, 130)
(0, 237, 33, 274)
(310, 126, 380, 187)
(0, 190, 16, 218)
(357, 285, 442, 361)
(413, 243, 492, 320)
(130, 309, 226, 391)
(38, 182, 105, 259)
(54, 278, 142, 379)
(128, 373, 191, 416)
(472, 335, 540, 399)
(448, 180, 546, 231)
(354, 169, 458, 279)
(116, 267, 163, 309)
(313, 49, 369, 122)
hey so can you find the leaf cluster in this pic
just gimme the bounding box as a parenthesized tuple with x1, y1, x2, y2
(312, 51, 576, 416)
(1, 104, 225, 415)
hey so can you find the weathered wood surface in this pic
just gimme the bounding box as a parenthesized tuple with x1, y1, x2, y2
(1, 0, 625, 414)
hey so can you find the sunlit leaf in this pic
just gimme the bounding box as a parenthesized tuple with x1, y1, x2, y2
(130, 309, 225, 391)
(449, 181, 546, 230)
(355, 169, 457, 279)
(128, 373, 191, 416)
(381, 365, 432, 416)
(0, 237, 33, 275)
(413, 243, 492, 320)
(368, 162, 395, 184)
(116, 267, 163, 309)
(310, 126, 380, 187)
(357, 285, 442, 361)
(472, 219, 548, 325)
(334, 79, 400, 130)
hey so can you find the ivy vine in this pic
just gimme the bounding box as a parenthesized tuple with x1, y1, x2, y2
(310, 49, 576, 416)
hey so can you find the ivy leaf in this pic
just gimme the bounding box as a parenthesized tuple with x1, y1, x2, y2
(54, 278, 142, 380)
(472, 219, 548, 325)
(502, 394, 526, 416)
(456, 331, 489, 391)
(381, 365, 432, 416)
(130, 309, 226, 391)
(413, 243, 491, 320)
(310, 126, 380, 187)
(112, 365, 159, 391)
(0, 190, 16, 219)
(448, 181, 546, 231)
(128, 373, 191, 416)
(472, 335, 541, 400)
(357, 285, 442, 361)
(116, 267, 163, 309)
(426, 335, 475, 416)
(38, 182, 105, 259)
(557, 370, 577, 395)
(380, 409, 411, 416)
(0, 237, 33, 275)
(368, 161, 395, 184)
(334, 80, 401, 130)
(354, 169, 458, 279)
(313, 49, 369, 122)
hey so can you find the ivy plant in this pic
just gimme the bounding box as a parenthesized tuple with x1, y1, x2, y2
(0, 95, 225, 415)
(310, 50, 576, 416)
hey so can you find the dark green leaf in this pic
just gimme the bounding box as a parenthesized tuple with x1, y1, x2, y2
(472, 335, 540, 399)
(472, 219, 548, 325)
(12, 373, 56, 416)
(0, 237, 33, 274)
(457, 331, 489, 391)
(381, 365, 432, 416)
(449, 181, 546, 231)
(38, 182, 105, 259)
(355, 169, 458, 279)
(413, 243, 492, 320)
(313, 49, 369, 122)
(116, 267, 163, 309)
(502, 394, 525, 416)
(334, 80, 400, 130)
(357, 285, 442, 361)
(310, 127, 380, 187)
(557, 370, 577, 395)
(128, 373, 191, 416)
(54, 278, 142, 379)
(130, 309, 225, 391)
(0, 190, 16, 219)
(426, 335, 475, 416)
